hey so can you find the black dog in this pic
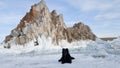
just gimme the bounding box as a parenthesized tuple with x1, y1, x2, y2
(58, 48, 75, 64)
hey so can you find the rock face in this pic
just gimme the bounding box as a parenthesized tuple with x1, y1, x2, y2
(3, 0, 96, 48)
(67, 22, 96, 42)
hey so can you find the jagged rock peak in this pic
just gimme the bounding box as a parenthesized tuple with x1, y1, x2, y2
(16, 0, 51, 30)
(32, 0, 47, 11)
(3, 0, 67, 48)
(51, 10, 57, 17)
(3, 0, 96, 49)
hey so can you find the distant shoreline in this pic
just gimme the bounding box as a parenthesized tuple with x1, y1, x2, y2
(100, 37, 117, 41)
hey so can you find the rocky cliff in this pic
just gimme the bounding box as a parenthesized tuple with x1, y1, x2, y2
(67, 22, 96, 41)
(3, 0, 96, 48)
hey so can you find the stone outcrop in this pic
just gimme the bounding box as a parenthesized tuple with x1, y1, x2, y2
(66, 22, 96, 42)
(3, 0, 96, 48)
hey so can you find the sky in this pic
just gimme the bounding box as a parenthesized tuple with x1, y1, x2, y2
(0, 0, 120, 42)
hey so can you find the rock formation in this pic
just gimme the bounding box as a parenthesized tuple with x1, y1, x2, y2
(67, 22, 96, 41)
(3, 0, 96, 48)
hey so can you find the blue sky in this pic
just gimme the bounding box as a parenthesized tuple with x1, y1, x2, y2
(0, 0, 120, 42)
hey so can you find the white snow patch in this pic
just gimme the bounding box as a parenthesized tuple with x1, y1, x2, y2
(0, 37, 120, 68)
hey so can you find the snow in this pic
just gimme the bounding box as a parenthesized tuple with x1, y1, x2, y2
(0, 37, 120, 68)
(0, 53, 120, 68)
(110, 37, 120, 49)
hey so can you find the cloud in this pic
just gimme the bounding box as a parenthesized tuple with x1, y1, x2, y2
(0, 13, 23, 25)
(97, 32, 120, 38)
(65, 21, 78, 27)
(65, 0, 120, 12)
(94, 12, 120, 20)
(46, 0, 68, 14)
(64, 0, 120, 29)
(79, 1, 112, 11)
(48, 5, 67, 13)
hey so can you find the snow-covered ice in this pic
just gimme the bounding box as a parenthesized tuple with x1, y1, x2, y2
(0, 53, 120, 68)
(0, 37, 120, 68)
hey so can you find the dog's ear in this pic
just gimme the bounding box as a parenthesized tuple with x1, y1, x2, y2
(62, 48, 65, 53)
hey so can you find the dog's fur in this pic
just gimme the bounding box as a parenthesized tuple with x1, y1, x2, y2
(58, 48, 75, 64)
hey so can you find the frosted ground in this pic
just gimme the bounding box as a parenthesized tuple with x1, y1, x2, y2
(0, 37, 120, 68)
